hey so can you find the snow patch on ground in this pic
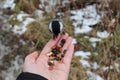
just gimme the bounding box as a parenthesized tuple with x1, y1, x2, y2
(1, 56, 23, 80)
(10, 6, 44, 35)
(74, 51, 91, 59)
(17, 12, 29, 22)
(91, 42, 97, 48)
(97, 31, 110, 38)
(74, 25, 92, 34)
(87, 70, 104, 80)
(34, 10, 44, 19)
(39, 0, 57, 13)
(3, 0, 15, 9)
(89, 37, 101, 42)
(72, 38, 77, 44)
(71, 4, 101, 34)
(12, 18, 35, 35)
(80, 59, 91, 68)
(39, 0, 69, 13)
(92, 62, 99, 70)
(0, 41, 11, 61)
(114, 63, 120, 73)
(89, 37, 101, 47)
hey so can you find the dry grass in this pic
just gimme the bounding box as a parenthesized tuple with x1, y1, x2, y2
(23, 12, 74, 52)
(14, 0, 40, 13)
(68, 56, 88, 80)
(23, 0, 120, 79)
(68, 0, 120, 80)
(23, 21, 52, 52)
(11, 0, 120, 80)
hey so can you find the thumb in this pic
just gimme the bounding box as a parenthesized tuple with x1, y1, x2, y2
(25, 51, 39, 63)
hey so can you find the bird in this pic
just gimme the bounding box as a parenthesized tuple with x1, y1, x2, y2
(48, 13, 64, 39)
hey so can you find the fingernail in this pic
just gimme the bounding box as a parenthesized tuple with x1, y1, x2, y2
(65, 33, 68, 36)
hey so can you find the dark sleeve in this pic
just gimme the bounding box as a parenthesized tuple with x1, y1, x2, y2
(16, 72, 48, 80)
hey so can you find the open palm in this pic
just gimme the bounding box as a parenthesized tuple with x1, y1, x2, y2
(23, 34, 74, 80)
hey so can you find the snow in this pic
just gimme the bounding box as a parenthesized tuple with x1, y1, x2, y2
(114, 63, 120, 73)
(3, 0, 15, 9)
(102, 66, 113, 71)
(0, 41, 11, 60)
(91, 42, 97, 48)
(62, 0, 69, 7)
(17, 12, 29, 22)
(82, 15, 101, 26)
(12, 25, 27, 35)
(71, 4, 102, 35)
(97, 31, 110, 39)
(89, 37, 101, 42)
(74, 25, 92, 34)
(45, 6, 52, 13)
(71, 10, 84, 21)
(49, 0, 58, 6)
(87, 35, 103, 48)
(87, 71, 104, 80)
(80, 60, 99, 69)
(19, 39, 26, 45)
(102, 66, 109, 71)
(12, 18, 35, 35)
(1, 0, 115, 80)
(1, 56, 23, 80)
(74, 51, 91, 59)
(23, 18, 35, 27)
(13, 9, 43, 35)
(72, 38, 77, 44)
(1, 24, 12, 32)
(92, 62, 99, 70)
(39, 0, 69, 12)
(39, 0, 58, 13)
(80, 59, 91, 68)
(34, 10, 44, 19)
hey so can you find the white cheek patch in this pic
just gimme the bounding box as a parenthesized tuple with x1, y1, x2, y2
(59, 21, 64, 32)
(49, 22, 52, 32)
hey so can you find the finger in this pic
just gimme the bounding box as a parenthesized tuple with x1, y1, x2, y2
(54, 37, 72, 66)
(25, 51, 39, 63)
(40, 34, 69, 56)
(63, 41, 74, 65)
(57, 44, 74, 72)
(40, 34, 61, 55)
(57, 33, 68, 46)
(36, 35, 62, 62)
(37, 34, 69, 63)
(62, 37, 72, 53)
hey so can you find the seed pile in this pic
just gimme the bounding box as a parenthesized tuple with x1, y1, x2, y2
(47, 39, 66, 70)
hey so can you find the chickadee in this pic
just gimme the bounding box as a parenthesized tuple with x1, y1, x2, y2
(48, 14, 64, 39)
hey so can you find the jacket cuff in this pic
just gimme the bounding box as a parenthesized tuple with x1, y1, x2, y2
(16, 72, 48, 80)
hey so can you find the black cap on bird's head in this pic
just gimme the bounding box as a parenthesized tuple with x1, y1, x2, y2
(48, 13, 64, 39)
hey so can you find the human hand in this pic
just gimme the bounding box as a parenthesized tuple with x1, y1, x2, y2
(23, 34, 74, 80)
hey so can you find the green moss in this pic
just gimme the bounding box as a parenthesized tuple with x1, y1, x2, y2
(76, 37, 91, 47)
(36, 33, 52, 50)
(21, 45, 29, 52)
(9, 17, 21, 26)
(14, 4, 21, 13)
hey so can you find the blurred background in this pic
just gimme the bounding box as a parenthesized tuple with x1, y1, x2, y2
(0, 0, 120, 80)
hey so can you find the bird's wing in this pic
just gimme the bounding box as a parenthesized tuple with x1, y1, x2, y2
(48, 21, 53, 32)
(59, 21, 64, 31)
